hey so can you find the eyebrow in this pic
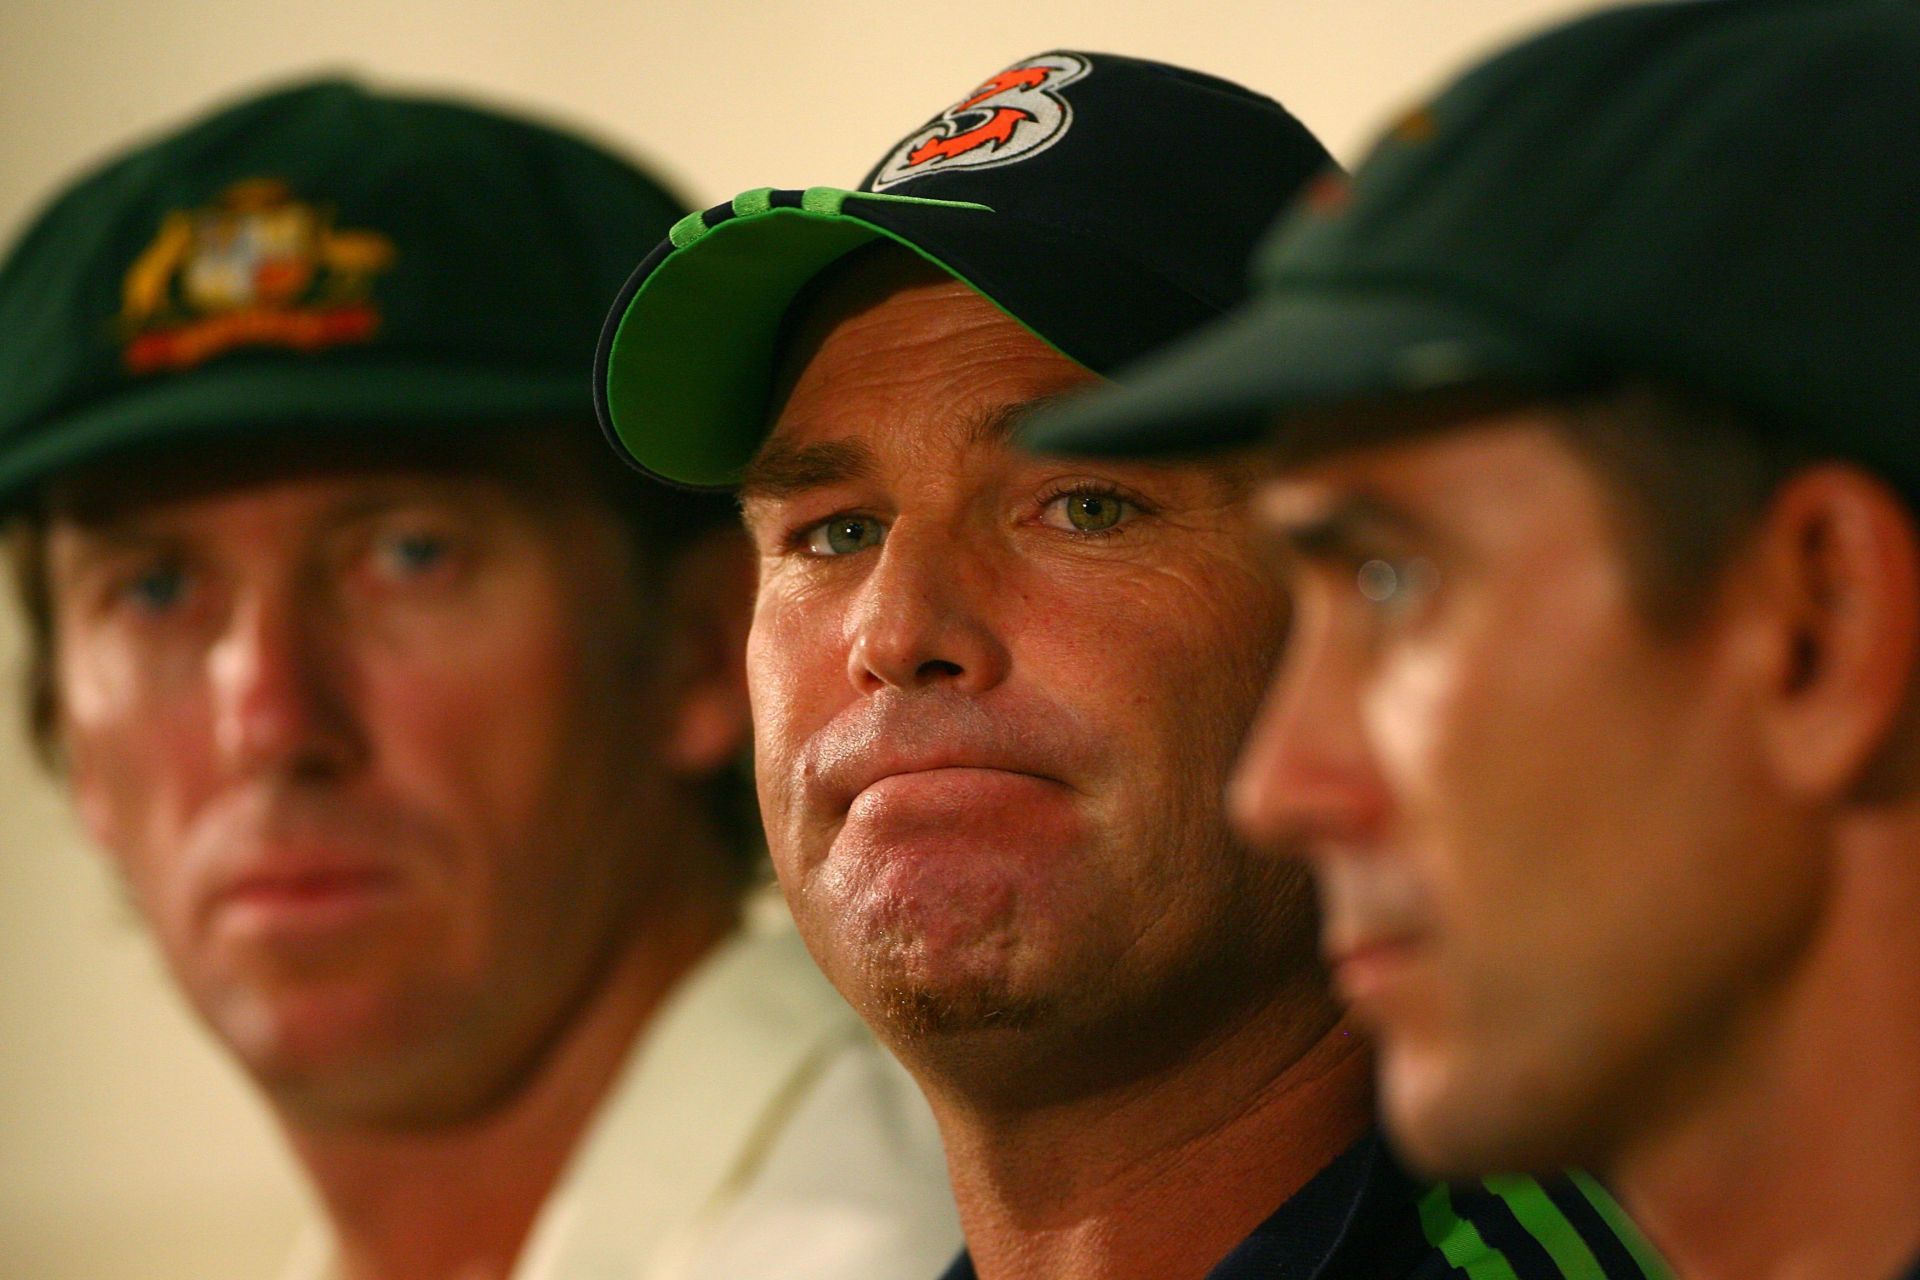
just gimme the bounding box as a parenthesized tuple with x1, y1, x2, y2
(738, 392, 1080, 501)
(739, 437, 878, 500)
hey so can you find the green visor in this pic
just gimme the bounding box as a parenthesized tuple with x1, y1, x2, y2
(595, 187, 996, 490)
(1020, 285, 1581, 460)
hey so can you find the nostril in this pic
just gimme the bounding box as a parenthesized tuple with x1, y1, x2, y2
(916, 658, 964, 679)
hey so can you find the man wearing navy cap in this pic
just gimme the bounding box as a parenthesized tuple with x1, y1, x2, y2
(0, 80, 959, 1280)
(1025, 4, 1920, 1278)
(597, 50, 1660, 1280)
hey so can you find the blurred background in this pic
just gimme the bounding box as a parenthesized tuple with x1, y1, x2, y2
(0, 1, 1603, 1275)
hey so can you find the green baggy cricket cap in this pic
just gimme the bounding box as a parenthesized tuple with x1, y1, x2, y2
(1025, 0, 1920, 490)
(0, 77, 688, 514)
(594, 51, 1335, 490)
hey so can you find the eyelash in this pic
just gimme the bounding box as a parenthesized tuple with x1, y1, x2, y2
(1034, 480, 1153, 537)
(769, 478, 1157, 557)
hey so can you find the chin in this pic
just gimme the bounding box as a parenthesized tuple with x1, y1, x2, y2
(868, 967, 1051, 1039)
(1380, 1038, 1592, 1180)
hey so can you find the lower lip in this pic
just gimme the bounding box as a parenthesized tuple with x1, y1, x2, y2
(216, 872, 401, 935)
(838, 767, 1079, 862)
(1332, 938, 1426, 1006)
(848, 768, 1070, 831)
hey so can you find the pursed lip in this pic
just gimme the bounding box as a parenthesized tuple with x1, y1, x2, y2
(830, 753, 1065, 813)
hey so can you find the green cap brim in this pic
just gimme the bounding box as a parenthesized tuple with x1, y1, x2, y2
(1019, 287, 1577, 458)
(599, 188, 994, 490)
(0, 359, 586, 515)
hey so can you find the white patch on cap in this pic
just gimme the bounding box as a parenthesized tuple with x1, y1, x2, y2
(869, 53, 1092, 192)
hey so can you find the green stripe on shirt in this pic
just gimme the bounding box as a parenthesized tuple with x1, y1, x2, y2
(1418, 1183, 1524, 1280)
(1567, 1171, 1672, 1279)
(1485, 1175, 1608, 1277)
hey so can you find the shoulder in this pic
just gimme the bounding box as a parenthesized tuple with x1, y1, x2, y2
(1410, 1172, 1669, 1279)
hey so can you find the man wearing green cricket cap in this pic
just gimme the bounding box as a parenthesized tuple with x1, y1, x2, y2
(598, 49, 1662, 1280)
(1025, 3, 1920, 1278)
(0, 79, 959, 1280)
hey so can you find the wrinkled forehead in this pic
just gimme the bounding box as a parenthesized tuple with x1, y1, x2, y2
(753, 250, 1111, 501)
(765, 244, 983, 433)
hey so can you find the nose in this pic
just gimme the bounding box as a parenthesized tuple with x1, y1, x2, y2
(209, 583, 365, 779)
(845, 524, 1011, 695)
(1229, 605, 1384, 856)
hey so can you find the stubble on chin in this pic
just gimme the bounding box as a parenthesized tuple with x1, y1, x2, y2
(874, 977, 1049, 1038)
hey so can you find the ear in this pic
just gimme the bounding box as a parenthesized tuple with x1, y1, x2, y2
(1749, 465, 1920, 799)
(654, 526, 757, 779)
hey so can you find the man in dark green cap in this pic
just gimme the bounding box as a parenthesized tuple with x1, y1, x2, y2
(1025, 3, 1920, 1278)
(0, 79, 958, 1280)
(597, 49, 1662, 1280)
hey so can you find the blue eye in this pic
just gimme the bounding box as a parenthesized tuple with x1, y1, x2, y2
(804, 515, 886, 556)
(376, 531, 452, 577)
(122, 565, 189, 613)
(1355, 557, 1438, 613)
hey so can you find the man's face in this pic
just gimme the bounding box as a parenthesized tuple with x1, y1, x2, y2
(46, 435, 727, 1127)
(744, 262, 1322, 1091)
(1234, 411, 1813, 1176)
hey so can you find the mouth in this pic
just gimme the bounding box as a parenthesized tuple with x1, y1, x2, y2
(830, 751, 1070, 813)
(212, 865, 404, 936)
(858, 761, 1057, 793)
(1326, 933, 1428, 1007)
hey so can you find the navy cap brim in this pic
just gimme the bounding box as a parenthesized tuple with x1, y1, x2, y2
(1019, 287, 1579, 459)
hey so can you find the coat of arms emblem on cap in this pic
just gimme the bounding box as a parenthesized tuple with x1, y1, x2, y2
(869, 53, 1092, 191)
(119, 178, 396, 374)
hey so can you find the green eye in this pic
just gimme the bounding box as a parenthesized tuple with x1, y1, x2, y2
(1046, 490, 1133, 534)
(805, 515, 886, 556)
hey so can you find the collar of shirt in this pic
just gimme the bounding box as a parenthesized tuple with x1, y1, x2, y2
(934, 1129, 1667, 1280)
(933, 1131, 1422, 1280)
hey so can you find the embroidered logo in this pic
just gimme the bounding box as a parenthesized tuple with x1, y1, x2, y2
(869, 53, 1091, 191)
(119, 178, 396, 374)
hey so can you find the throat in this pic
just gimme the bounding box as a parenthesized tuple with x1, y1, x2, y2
(930, 1004, 1374, 1280)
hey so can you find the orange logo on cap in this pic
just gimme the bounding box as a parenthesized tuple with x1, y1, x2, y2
(870, 54, 1092, 191)
(119, 179, 396, 374)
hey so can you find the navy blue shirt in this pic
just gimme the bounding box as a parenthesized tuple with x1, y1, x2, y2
(936, 1131, 1666, 1279)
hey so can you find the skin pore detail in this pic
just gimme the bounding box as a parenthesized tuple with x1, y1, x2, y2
(743, 252, 1372, 1280)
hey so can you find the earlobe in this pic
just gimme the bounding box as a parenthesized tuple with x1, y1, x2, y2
(659, 528, 757, 778)
(1754, 466, 1920, 799)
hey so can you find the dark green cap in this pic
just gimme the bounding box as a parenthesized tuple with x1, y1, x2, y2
(1025, 0, 1920, 491)
(0, 77, 688, 513)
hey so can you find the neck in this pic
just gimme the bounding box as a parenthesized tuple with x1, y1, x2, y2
(922, 990, 1374, 1280)
(1614, 817, 1920, 1280)
(280, 887, 737, 1280)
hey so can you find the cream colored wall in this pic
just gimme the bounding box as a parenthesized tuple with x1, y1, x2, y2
(0, 2, 1605, 1276)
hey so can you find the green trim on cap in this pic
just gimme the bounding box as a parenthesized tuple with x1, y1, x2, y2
(668, 208, 713, 250)
(601, 188, 998, 489)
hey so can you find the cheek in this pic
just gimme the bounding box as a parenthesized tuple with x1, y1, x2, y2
(746, 588, 845, 822)
(1020, 555, 1286, 809)
(58, 633, 219, 887)
(359, 604, 608, 847)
